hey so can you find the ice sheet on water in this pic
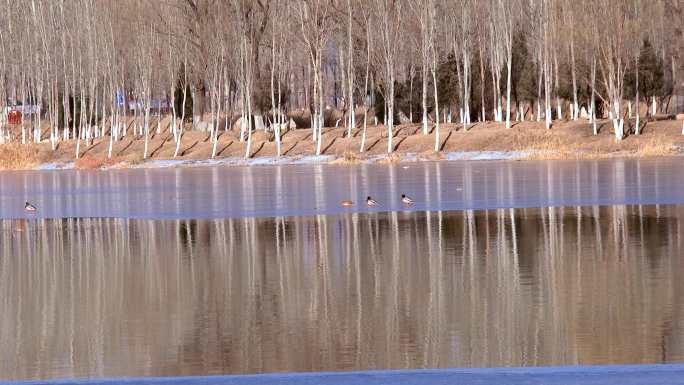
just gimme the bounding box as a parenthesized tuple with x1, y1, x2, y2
(134, 158, 244, 168)
(289, 155, 336, 164)
(5, 157, 684, 220)
(124, 155, 336, 168)
(446, 151, 529, 161)
(33, 162, 74, 170)
(29, 151, 529, 172)
(246, 156, 297, 166)
(133, 159, 185, 168)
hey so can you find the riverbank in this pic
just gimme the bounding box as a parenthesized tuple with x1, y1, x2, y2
(1, 118, 683, 170)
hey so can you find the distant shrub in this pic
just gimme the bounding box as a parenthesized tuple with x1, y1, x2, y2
(0, 143, 41, 170)
(74, 155, 122, 170)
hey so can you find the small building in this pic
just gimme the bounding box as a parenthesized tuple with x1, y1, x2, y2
(5, 104, 41, 124)
(7, 109, 21, 124)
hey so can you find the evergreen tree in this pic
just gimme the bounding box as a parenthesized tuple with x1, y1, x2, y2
(625, 40, 665, 99)
(174, 64, 194, 122)
(511, 31, 537, 105)
(437, 53, 460, 111)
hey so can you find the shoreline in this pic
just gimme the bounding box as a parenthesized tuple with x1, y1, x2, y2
(28, 149, 684, 172)
(33, 150, 532, 171)
(2, 119, 684, 171)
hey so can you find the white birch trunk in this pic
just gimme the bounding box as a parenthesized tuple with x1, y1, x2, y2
(635, 54, 640, 135)
(360, 23, 371, 153)
(346, 0, 355, 137)
(570, 29, 578, 120)
(432, 66, 439, 152)
(174, 55, 189, 158)
(505, 23, 512, 129)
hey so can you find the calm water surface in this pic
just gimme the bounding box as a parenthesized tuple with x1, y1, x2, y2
(1, 157, 684, 219)
(1, 205, 683, 380)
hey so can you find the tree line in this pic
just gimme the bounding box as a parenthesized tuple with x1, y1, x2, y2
(0, 0, 682, 159)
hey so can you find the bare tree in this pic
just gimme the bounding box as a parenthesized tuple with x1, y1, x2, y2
(359, 8, 371, 153)
(297, 0, 330, 156)
(0, 0, 681, 159)
(595, 0, 629, 142)
(411, 0, 432, 135)
(372, 0, 403, 153)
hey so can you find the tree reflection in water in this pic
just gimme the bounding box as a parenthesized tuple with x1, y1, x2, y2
(0, 204, 683, 380)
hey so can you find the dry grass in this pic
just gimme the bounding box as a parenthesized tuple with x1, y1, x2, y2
(74, 155, 123, 170)
(637, 137, 675, 157)
(419, 150, 444, 161)
(0, 119, 683, 170)
(512, 129, 563, 151)
(521, 133, 675, 160)
(344, 150, 359, 162)
(0, 143, 41, 170)
(512, 128, 594, 160)
(524, 150, 596, 160)
(331, 150, 362, 165)
(380, 152, 403, 164)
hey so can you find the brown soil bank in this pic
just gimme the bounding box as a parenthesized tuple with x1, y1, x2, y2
(1, 118, 683, 170)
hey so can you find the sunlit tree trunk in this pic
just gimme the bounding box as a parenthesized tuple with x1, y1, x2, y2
(346, 0, 355, 137)
(569, 23, 578, 120)
(635, 53, 640, 135)
(360, 21, 371, 153)
(174, 45, 189, 158)
(591, 55, 598, 135)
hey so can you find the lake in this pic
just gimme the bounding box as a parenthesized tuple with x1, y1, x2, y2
(1, 157, 684, 220)
(1, 158, 684, 380)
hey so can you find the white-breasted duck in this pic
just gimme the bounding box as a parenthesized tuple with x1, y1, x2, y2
(25, 202, 37, 212)
(401, 194, 414, 205)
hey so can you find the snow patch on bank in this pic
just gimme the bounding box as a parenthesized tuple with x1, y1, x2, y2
(31, 151, 530, 171)
(446, 151, 530, 161)
(289, 155, 337, 164)
(131, 155, 337, 169)
(34, 162, 75, 170)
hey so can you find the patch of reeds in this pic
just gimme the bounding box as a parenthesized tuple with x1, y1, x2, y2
(417, 150, 444, 161)
(331, 150, 363, 165)
(74, 155, 123, 170)
(0, 143, 41, 170)
(638, 138, 675, 157)
(381, 152, 403, 164)
(342, 150, 361, 164)
(512, 128, 587, 160)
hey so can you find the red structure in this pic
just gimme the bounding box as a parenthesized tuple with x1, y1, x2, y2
(8, 110, 21, 124)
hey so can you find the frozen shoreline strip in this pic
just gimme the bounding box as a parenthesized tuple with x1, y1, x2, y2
(6, 364, 684, 385)
(31, 151, 530, 171)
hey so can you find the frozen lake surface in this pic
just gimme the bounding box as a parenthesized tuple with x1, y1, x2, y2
(1, 157, 684, 220)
